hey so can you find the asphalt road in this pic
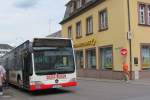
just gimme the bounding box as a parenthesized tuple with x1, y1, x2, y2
(1, 79, 150, 100)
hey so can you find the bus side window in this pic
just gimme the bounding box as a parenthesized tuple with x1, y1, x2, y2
(28, 53, 33, 75)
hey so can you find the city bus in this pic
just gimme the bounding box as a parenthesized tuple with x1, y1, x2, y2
(2, 38, 77, 91)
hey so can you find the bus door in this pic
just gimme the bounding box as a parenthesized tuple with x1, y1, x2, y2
(22, 51, 31, 89)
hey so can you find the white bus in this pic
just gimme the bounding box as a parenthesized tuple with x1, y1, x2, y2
(2, 38, 77, 91)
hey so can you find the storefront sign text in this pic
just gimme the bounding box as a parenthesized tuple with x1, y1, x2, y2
(74, 39, 96, 48)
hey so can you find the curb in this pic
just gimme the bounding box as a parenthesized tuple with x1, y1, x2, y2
(77, 77, 123, 83)
(77, 77, 150, 86)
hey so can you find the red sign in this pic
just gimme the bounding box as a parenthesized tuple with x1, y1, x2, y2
(120, 48, 127, 56)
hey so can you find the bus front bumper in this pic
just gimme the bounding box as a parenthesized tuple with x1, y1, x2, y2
(29, 81, 77, 91)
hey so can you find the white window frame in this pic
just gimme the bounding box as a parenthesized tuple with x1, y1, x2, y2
(76, 21, 82, 38)
(70, 2, 75, 13)
(87, 16, 93, 34)
(68, 26, 72, 39)
(76, 0, 82, 9)
(147, 6, 150, 25)
(99, 9, 108, 30)
(139, 4, 146, 24)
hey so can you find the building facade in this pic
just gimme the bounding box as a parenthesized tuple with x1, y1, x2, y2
(60, 0, 150, 80)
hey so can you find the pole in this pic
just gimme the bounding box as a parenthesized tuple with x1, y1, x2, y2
(127, 0, 132, 80)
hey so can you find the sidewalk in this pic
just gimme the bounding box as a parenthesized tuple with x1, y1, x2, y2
(78, 77, 150, 86)
(130, 78, 150, 86)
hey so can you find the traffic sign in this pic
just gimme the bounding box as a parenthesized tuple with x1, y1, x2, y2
(120, 48, 127, 56)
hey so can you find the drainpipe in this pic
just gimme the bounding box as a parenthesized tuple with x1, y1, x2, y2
(127, 0, 132, 80)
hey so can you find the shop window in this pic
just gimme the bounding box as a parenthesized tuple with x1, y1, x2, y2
(86, 49, 96, 69)
(141, 46, 150, 69)
(99, 9, 108, 31)
(76, 21, 82, 38)
(75, 50, 84, 69)
(100, 47, 113, 70)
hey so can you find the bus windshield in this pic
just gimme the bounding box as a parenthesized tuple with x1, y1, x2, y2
(34, 47, 75, 75)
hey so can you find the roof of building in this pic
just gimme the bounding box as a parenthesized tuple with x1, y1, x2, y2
(60, 0, 105, 24)
(0, 44, 13, 49)
(47, 30, 62, 37)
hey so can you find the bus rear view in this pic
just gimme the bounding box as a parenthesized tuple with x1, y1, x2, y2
(30, 38, 77, 91)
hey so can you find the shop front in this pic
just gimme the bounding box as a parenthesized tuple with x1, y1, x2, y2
(74, 39, 124, 80)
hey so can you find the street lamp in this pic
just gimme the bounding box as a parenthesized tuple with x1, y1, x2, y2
(127, 0, 132, 80)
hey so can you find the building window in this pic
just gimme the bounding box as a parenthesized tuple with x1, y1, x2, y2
(75, 50, 84, 69)
(76, 0, 82, 9)
(141, 46, 150, 69)
(82, 0, 86, 5)
(68, 26, 72, 39)
(70, 1, 76, 13)
(99, 9, 108, 31)
(100, 47, 113, 70)
(138, 3, 150, 25)
(139, 4, 146, 24)
(85, 0, 92, 3)
(70, 3, 74, 13)
(86, 49, 96, 69)
(86, 16, 93, 35)
(147, 5, 150, 25)
(76, 21, 82, 38)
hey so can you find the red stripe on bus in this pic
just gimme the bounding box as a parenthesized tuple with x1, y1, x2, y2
(30, 82, 77, 91)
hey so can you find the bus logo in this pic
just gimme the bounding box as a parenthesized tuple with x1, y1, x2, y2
(55, 79, 59, 83)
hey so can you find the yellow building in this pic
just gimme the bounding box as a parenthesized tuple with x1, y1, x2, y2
(60, 0, 150, 80)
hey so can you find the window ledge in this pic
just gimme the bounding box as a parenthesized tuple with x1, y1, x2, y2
(86, 32, 93, 36)
(76, 36, 82, 39)
(99, 27, 108, 32)
(138, 23, 150, 27)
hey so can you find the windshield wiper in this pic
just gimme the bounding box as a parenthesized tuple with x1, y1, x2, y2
(55, 66, 69, 69)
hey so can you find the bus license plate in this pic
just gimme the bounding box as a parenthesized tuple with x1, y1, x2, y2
(52, 85, 62, 88)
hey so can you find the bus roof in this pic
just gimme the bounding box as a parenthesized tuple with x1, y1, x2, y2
(32, 37, 72, 41)
(2, 38, 73, 58)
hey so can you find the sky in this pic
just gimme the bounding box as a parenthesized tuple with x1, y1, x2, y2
(0, 0, 69, 46)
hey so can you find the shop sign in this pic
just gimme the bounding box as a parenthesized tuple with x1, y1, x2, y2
(115, 47, 123, 50)
(120, 48, 127, 56)
(74, 39, 96, 48)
